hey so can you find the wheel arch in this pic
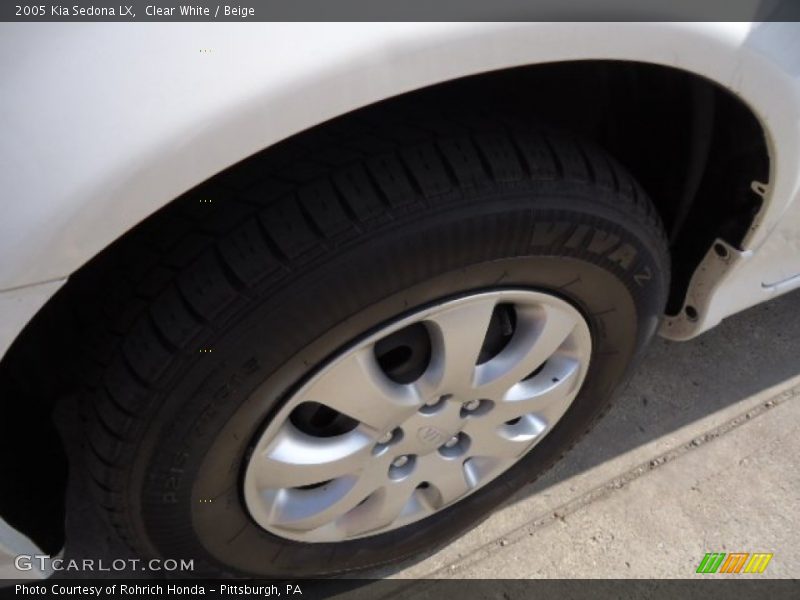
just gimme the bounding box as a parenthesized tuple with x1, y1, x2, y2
(0, 21, 791, 553)
(0, 23, 789, 295)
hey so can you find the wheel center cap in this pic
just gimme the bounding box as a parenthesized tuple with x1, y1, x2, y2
(416, 425, 449, 449)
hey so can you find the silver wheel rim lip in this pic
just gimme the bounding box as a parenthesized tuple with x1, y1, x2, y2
(243, 289, 592, 543)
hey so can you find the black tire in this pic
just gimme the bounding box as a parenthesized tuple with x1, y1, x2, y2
(75, 117, 669, 577)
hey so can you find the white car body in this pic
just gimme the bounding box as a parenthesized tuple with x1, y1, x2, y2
(1, 21, 800, 566)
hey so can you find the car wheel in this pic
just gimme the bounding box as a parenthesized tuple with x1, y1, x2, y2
(80, 121, 669, 577)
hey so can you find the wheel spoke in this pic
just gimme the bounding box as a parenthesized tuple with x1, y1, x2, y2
(463, 455, 514, 487)
(250, 425, 372, 490)
(425, 458, 473, 507)
(419, 297, 498, 396)
(463, 420, 538, 459)
(337, 482, 422, 537)
(493, 355, 582, 425)
(475, 302, 577, 395)
(265, 476, 374, 532)
(300, 346, 419, 432)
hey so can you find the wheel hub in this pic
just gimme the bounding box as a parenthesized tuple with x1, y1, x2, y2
(242, 289, 592, 543)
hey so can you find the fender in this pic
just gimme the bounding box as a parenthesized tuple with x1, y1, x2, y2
(1, 22, 799, 344)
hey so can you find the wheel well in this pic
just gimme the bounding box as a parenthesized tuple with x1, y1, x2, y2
(369, 61, 767, 314)
(0, 60, 769, 552)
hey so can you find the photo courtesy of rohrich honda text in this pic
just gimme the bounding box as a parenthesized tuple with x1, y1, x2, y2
(0, 1, 799, 597)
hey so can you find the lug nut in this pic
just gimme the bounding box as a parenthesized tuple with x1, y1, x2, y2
(391, 455, 409, 469)
(444, 436, 459, 448)
(377, 430, 394, 444)
(427, 393, 450, 406)
(462, 399, 481, 412)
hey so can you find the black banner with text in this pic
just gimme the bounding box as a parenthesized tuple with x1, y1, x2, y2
(2, 579, 799, 600)
(2, 0, 800, 22)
